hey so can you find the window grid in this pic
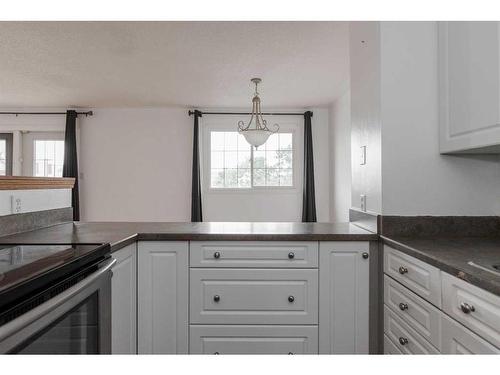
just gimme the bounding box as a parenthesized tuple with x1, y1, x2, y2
(210, 131, 293, 189)
(34, 140, 65, 177)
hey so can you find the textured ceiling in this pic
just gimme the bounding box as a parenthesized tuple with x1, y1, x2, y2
(0, 21, 349, 108)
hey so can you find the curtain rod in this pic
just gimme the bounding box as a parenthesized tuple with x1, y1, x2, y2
(188, 110, 310, 117)
(0, 111, 93, 117)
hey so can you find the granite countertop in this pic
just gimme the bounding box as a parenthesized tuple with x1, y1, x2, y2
(382, 235, 500, 297)
(0, 221, 378, 252)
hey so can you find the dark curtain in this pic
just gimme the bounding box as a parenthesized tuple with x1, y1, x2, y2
(191, 110, 203, 222)
(63, 110, 80, 221)
(302, 111, 317, 222)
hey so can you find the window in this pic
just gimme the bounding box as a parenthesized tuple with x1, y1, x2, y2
(209, 131, 294, 189)
(0, 133, 13, 176)
(34, 140, 65, 177)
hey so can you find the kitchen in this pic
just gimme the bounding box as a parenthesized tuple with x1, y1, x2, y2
(0, 2, 499, 372)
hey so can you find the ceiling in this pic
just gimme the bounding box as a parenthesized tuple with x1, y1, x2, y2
(0, 21, 349, 109)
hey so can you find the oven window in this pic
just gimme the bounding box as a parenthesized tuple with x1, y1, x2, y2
(11, 293, 99, 354)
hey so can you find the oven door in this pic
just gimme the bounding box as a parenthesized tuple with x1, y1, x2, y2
(0, 258, 115, 354)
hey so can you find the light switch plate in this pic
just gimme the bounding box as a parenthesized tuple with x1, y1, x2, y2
(360, 195, 366, 212)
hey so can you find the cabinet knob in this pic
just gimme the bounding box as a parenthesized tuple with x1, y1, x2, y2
(398, 337, 409, 346)
(362, 252, 369, 259)
(214, 352, 219, 355)
(460, 302, 475, 314)
(213, 295, 220, 302)
(399, 302, 409, 311)
(398, 266, 408, 275)
(288, 295, 295, 303)
(213, 251, 221, 259)
(288, 352, 294, 355)
(288, 252, 295, 259)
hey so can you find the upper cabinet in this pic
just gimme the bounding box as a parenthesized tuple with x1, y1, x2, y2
(439, 22, 500, 153)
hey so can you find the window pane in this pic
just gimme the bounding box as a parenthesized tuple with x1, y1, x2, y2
(238, 151, 251, 168)
(279, 133, 293, 150)
(0, 140, 5, 176)
(237, 134, 249, 150)
(211, 169, 225, 188)
(266, 169, 279, 186)
(224, 151, 238, 168)
(34, 140, 64, 177)
(224, 132, 238, 151)
(225, 168, 238, 188)
(265, 134, 279, 150)
(254, 168, 266, 186)
(253, 150, 265, 168)
(0, 160, 5, 175)
(238, 169, 251, 188)
(265, 151, 279, 169)
(279, 169, 293, 186)
(211, 132, 225, 151)
(278, 150, 293, 169)
(211, 151, 224, 169)
(35, 141, 45, 159)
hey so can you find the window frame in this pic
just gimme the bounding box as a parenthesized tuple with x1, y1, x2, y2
(201, 116, 303, 194)
(0, 133, 13, 176)
(26, 132, 65, 178)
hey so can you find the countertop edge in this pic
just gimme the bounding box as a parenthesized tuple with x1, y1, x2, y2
(380, 235, 500, 297)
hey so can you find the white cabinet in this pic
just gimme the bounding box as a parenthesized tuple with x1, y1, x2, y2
(111, 243, 137, 354)
(319, 241, 370, 354)
(137, 241, 188, 354)
(190, 325, 318, 354)
(439, 21, 500, 153)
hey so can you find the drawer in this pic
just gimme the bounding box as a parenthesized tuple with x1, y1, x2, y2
(441, 313, 500, 354)
(190, 241, 318, 268)
(441, 272, 500, 348)
(384, 275, 441, 348)
(384, 245, 441, 307)
(384, 334, 403, 354)
(190, 268, 318, 324)
(189, 325, 318, 354)
(384, 305, 439, 354)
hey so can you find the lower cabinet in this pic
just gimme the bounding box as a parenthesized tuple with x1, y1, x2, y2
(111, 243, 137, 354)
(189, 325, 318, 354)
(318, 242, 370, 354)
(137, 241, 189, 354)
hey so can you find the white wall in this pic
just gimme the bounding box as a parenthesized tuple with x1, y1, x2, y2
(79, 108, 192, 221)
(78, 107, 331, 222)
(380, 21, 500, 215)
(329, 90, 351, 222)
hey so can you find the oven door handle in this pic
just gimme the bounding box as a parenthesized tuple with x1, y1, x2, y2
(0, 258, 116, 344)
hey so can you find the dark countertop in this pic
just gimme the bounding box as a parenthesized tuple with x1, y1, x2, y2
(0, 221, 378, 252)
(382, 235, 500, 297)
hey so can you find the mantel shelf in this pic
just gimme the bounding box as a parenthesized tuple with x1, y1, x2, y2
(0, 176, 75, 190)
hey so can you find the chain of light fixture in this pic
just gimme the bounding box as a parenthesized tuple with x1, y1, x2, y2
(237, 78, 279, 134)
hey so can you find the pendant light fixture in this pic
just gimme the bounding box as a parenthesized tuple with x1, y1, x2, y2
(238, 78, 279, 148)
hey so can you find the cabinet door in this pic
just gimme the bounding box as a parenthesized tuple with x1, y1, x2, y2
(111, 244, 137, 354)
(137, 241, 188, 354)
(439, 21, 500, 153)
(319, 241, 370, 354)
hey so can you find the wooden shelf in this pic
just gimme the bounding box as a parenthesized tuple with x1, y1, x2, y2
(0, 176, 75, 190)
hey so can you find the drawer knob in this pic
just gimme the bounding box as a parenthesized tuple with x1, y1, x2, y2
(214, 352, 220, 355)
(213, 295, 220, 302)
(398, 266, 408, 275)
(398, 337, 409, 346)
(288, 352, 294, 355)
(288, 295, 295, 303)
(460, 302, 475, 314)
(362, 252, 369, 259)
(399, 302, 409, 311)
(288, 252, 295, 259)
(213, 251, 221, 259)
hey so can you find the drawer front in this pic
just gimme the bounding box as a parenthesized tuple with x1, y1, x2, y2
(384, 305, 439, 354)
(441, 313, 500, 354)
(384, 335, 403, 354)
(190, 268, 318, 324)
(189, 325, 318, 354)
(442, 272, 500, 348)
(384, 246, 441, 307)
(190, 241, 318, 268)
(384, 275, 441, 348)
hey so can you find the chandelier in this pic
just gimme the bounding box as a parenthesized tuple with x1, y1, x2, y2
(238, 78, 279, 148)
